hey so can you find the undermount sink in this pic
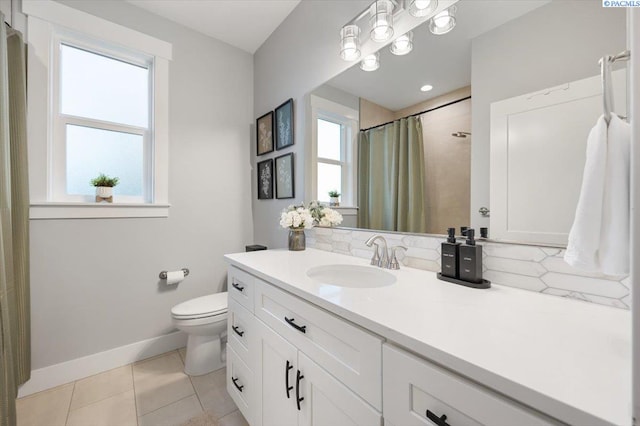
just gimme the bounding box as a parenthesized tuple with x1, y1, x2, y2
(306, 264, 396, 288)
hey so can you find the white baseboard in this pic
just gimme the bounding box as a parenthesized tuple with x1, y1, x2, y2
(18, 331, 188, 398)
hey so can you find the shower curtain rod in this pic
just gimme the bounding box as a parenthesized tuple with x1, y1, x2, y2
(360, 95, 471, 132)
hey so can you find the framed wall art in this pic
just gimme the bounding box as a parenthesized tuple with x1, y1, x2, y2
(275, 98, 294, 150)
(256, 111, 274, 156)
(275, 153, 294, 199)
(257, 158, 273, 199)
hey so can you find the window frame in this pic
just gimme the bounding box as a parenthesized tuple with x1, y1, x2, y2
(51, 37, 154, 204)
(23, 0, 172, 219)
(309, 95, 359, 207)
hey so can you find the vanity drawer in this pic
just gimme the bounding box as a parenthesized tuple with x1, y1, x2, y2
(383, 344, 556, 426)
(228, 265, 254, 313)
(227, 297, 255, 368)
(227, 345, 253, 425)
(254, 279, 382, 410)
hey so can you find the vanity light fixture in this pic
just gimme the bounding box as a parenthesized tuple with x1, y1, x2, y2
(407, 0, 438, 18)
(420, 84, 433, 92)
(429, 5, 456, 35)
(340, 24, 361, 61)
(360, 53, 380, 71)
(369, 0, 395, 42)
(390, 31, 413, 55)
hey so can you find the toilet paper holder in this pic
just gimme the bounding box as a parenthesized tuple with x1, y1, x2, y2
(159, 268, 190, 280)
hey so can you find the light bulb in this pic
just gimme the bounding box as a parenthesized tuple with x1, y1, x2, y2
(360, 53, 380, 72)
(369, 0, 394, 42)
(408, 0, 438, 18)
(429, 6, 456, 35)
(390, 32, 413, 56)
(340, 25, 361, 61)
(420, 84, 433, 92)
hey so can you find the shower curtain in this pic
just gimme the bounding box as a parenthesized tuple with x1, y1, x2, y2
(1, 16, 31, 426)
(358, 116, 427, 233)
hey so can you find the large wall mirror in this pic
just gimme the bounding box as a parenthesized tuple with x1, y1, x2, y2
(306, 0, 627, 247)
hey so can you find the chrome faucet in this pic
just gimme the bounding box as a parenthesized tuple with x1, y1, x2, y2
(365, 235, 389, 268)
(365, 236, 408, 269)
(389, 246, 407, 270)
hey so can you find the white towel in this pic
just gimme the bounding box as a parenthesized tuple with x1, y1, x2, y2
(565, 114, 630, 275)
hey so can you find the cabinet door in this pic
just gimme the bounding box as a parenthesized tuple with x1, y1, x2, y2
(297, 352, 382, 426)
(255, 319, 298, 426)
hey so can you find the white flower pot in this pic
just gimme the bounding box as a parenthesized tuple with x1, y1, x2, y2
(96, 186, 113, 201)
(330, 196, 340, 207)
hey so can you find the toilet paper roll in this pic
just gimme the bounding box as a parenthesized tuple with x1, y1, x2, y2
(165, 270, 185, 285)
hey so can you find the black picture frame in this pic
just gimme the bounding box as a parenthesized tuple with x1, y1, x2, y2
(256, 111, 274, 156)
(275, 98, 294, 151)
(257, 158, 274, 199)
(275, 153, 295, 199)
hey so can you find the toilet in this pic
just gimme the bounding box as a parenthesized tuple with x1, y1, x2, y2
(171, 292, 228, 376)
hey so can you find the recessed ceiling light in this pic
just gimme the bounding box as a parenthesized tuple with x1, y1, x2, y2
(420, 84, 433, 92)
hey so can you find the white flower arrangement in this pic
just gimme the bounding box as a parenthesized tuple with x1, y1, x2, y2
(279, 205, 314, 230)
(280, 202, 343, 230)
(308, 200, 343, 227)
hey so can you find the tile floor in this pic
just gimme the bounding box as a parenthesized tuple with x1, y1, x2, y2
(16, 348, 248, 426)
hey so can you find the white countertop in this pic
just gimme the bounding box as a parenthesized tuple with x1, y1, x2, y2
(224, 248, 631, 426)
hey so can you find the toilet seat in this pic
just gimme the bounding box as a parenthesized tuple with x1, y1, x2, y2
(171, 292, 228, 320)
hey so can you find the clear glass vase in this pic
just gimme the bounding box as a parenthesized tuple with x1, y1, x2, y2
(288, 228, 306, 251)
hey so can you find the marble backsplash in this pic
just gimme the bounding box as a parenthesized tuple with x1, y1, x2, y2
(306, 228, 631, 310)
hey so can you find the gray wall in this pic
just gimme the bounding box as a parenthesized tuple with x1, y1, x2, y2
(30, 1, 254, 368)
(470, 0, 626, 229)
(252, 0, 370, 249)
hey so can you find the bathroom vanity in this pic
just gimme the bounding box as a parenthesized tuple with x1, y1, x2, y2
(224, 248, 630, 426)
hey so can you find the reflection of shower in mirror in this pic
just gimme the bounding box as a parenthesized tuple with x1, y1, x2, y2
(451, 131, 471, 138)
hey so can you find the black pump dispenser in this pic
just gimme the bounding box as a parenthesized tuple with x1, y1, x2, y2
(441, 228, 460, 278)
(459, 228, 483, 284)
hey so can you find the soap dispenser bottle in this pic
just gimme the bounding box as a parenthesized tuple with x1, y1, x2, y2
(459, 229, 483, 284)
(441, 228, 460, 278)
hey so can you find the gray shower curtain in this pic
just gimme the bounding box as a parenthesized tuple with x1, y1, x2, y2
(1, 16, 31, 426)
(358, 116, 427, 233)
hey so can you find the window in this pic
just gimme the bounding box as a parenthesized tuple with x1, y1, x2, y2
(24, 0, 172, 218)
(55, 43, 152, 203)
(310, 95, 358, 206)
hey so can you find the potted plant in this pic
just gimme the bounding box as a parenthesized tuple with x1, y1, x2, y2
(328, 190, 340, 207)
(90, 173, 119, 203)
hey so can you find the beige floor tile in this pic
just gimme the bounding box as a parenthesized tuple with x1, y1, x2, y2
(66, 389, 136, 426)
(16, 382, 74, 426)
(138, 395, 203, 426)
(178, 348, 187, 364)
(190, 368, 236, 419)
(70, 365, 133, 410)
(134, 351, 195, 415)
(218, 411, 248, 426)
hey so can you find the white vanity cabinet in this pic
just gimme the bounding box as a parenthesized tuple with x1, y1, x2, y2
(383, 344, 557, 426)
(255, 319, 381, 426)
(226, 265, 383, 426)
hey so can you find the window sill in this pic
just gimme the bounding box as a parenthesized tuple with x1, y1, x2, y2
(30, 202, 170, 219)
(330, 206, 358, 215)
